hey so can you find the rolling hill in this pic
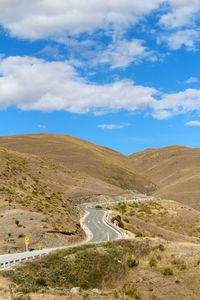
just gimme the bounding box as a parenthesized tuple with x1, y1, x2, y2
(0, 134, 155, 252)
(128, 146, 200, 209)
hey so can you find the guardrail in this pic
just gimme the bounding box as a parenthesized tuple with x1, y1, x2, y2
(103, 211, 127, 240)
(0, 248, 62, 269)
(82, 195, 154, 208)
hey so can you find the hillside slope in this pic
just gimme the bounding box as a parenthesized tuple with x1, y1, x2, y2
(0, 134, 156, 252)
(128, 146, 200, 209)
(0, 134, 156, 197)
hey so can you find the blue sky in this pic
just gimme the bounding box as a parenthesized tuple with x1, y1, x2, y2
(0, 0, 200, 154)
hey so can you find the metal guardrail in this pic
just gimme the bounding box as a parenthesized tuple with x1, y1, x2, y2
(0, 248, 62, 269)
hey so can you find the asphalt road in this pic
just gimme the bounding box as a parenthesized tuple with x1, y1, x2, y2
(80, 205, 123, 242)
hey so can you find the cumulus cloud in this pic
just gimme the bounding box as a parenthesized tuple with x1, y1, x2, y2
(38, 46, 61, 59)
(159, 29, 200, 50)
(185, 77, 199, 84)
(0, 0, 199, 41)
(0, 0, 163, 40)
(98, 123, 131, 130)
(185, 120, 200, 126)
(0, 56, 157, 113)
(152, 89, 200, 119)
(99, 39, 157, 69)
(0, 56, 200, 119)
(160, 0, 200, 29)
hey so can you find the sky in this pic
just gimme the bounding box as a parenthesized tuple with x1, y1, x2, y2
(0, 0, 200, 154)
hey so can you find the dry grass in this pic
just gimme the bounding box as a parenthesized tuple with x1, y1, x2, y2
(128, 145, 200, 210)
(2, 239, 200, 300)
(107, 199, 200, 242)
(0, 134, 156, 197)
(0, 147, 82, 252)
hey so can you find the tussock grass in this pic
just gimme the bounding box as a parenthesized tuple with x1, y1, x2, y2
(4, 240, 152, 294)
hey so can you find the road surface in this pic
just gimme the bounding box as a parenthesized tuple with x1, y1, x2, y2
(80, 205, 123, 242)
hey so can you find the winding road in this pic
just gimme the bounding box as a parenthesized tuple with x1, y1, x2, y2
(80, 204, 124, 242)
(0, 195, 152, 268)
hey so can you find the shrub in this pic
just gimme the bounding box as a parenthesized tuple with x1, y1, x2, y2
(158, 244, 165, 251)
(149, 257, 157, 268)
(15, 220, 20, 227)
(35, 278, 47, 286)
(127, 258, 139, 268)
(123, 218, 129, 223)
(161, 267, 173, 276)
(171, 259, 186, 270)
(95, 205, 102, 209)
(135, 230, 143, 237)
(18, 234, 25, 238)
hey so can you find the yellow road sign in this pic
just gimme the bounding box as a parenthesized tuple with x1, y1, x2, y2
(25, 237, 29, 245)
(80, 210, 84, 218)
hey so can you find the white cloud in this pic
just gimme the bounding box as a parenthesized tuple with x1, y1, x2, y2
(0, 1, 200, 70)
(185, 77, 199, 84)
(160, 0, 200, 29)
(159, 29, 200, 50)
(185, 120, 200, 126)
(0, 0, 163, 40)
(152, 88, 200, 119)
(98, 123, 131, 130)
(1, 0, 199, 41)
(38, 124, 46, 129)
(0, 56, 157, 113)
(99, 39, 157, 69)
(38, 46, 61, 59)
(0, 56, 200, 120)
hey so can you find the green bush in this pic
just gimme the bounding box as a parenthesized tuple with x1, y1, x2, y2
(35, 278, 47, 286)
(127, 258, 139, 268)
(161, 267, 173, 276)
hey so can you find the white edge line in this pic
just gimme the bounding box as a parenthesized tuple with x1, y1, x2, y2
(102, 211, 125, 240)
(80, 210, 93, 242)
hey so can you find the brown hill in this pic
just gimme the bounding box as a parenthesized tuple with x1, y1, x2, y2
(0, 134, 155, 197)
(0, 134, 156, 252)
(128, 146, 200, 209)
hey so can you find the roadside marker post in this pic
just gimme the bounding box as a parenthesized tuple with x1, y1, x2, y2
(25, 236, 29, 252)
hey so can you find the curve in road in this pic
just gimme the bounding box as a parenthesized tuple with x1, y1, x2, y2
(0, 195, 152, 269)
(80, 205, 123, 242)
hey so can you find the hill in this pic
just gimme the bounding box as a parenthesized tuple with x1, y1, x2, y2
(128, 146, 200, 209)
(0, 134, 156, 197)
(0, 134, 155, 252)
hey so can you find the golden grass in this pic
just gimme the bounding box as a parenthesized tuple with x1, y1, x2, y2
(128, 146, 200, 210)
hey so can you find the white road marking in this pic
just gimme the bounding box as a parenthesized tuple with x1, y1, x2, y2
(0, 195, 152, 269)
